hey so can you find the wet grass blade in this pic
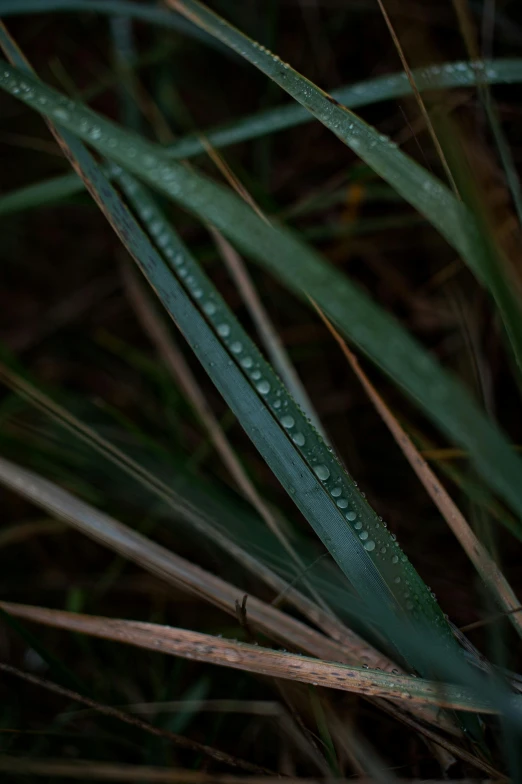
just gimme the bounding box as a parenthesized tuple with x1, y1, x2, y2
(0, 599, 508, 715)
(169, 1, 522, 373)
(209, 228, 326, 440)
(0, 61, 521, 537)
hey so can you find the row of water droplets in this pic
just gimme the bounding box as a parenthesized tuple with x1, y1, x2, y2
(111, 170, 445, 624)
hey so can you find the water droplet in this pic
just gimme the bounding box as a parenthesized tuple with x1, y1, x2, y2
(394, 577, 401, 584)
(336, 498, 348, 509)
(241, 356, 253, 369)
(292, 432, 305, 446)
(281, 415, 295, 429)
(331, 486, 342, 497)
(364, 540, 375, 551)
(158, 233, 170, 249)
(251, 370, 262, 381)
(354, 521, 363, 530)
(346, 511, 357, 522)
(392, 555, 399, 564)
(314, 465, 330, 481)
(274, 399, 281, 409)
(217, 323, 230, 338)
(231, 341, 242, 354)
(359, 531, 369, 541)
(257, 380, 270, 395)
(53, 107, 70, 122)
(88, 126, 102, 140)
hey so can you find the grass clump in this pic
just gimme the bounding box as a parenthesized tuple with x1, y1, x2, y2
(0, 1, 522, 779)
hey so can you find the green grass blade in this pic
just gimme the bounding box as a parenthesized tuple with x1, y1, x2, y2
(169, 1, 522, 372)
(1, 62, 522, 539)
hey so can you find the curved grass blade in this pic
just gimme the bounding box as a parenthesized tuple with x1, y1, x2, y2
(169, 1, 522, 372)
(1, 63, 521, 538)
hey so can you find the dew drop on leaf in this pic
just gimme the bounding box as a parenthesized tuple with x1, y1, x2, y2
(313, 464, 330, 481)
